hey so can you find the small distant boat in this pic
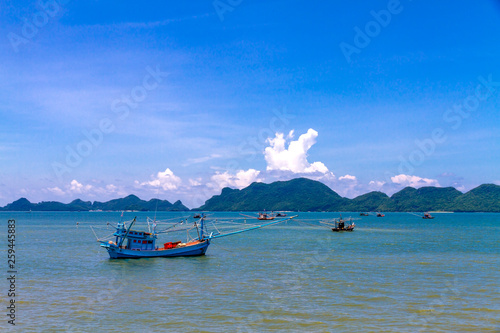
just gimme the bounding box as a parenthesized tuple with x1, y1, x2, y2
(320, 214, 355, 232)
(377, 213, 385, 217)
(276, 212, 287, 217)
(360, 213, 369, 216)
(257, 212, 275, 220)
(422, 212, 434, 219)
(332, 219, 355, 232)
(193, 213, 203, 219)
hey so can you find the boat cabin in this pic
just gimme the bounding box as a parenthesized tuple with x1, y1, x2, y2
(114, 222, 157, 251)
(125, 230, 155, 250)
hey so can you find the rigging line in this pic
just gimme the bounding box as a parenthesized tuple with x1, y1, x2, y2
(150, 222, 184, 227)
(96, 232, 117, 241)
(204, 223, 257, 231)
(285, 218, 337, 221)
(209, 224, 263, 231)
(150, 216, 188, 223)
(88, 225, 114, 230)
(153, 180, 161, 223)
(407, 212, 424, 217)
(212, 220, 262, 227)
(209, 221, 221, 235)
(90, 226, 99, 241)
(239, 213, 259, 219)
(186, 229, 194, 242)
(156, 220, 192, 233)
(208, 215, 298, 239)
(295, 220, 327, 228)
(319, 221, 338, 226)
(156, 226, 194, 234)
(210, 241, 237, 255)
(213, 216, 251, 221)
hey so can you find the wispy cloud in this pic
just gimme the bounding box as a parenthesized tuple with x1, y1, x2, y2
(78, 13, 213, 30)
(339, 174, 356, 181)
(391, 174, 440, 188)
(183, 154, 222, 166)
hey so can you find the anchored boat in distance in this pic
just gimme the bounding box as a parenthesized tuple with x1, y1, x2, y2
(319, 214, 356, 232)
(257, 212, 275, 220)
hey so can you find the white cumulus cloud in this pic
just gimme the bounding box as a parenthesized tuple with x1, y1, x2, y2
(339, 174, 357, 181)
(44, 180, 127, 199)
(140, 168, 182, 190)
(184, 154, 222, 166)
(391, 174, 440, 188)
(69, 180, 93, 193)
(210, 169, 261, 190)
(264, 128, 328, 174)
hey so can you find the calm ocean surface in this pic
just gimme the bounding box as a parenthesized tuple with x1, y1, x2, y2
(0, 211, 499, 332)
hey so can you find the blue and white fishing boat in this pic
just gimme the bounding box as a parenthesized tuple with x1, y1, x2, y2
(98, 217, 209, 259)
(98, 214, 297, 259)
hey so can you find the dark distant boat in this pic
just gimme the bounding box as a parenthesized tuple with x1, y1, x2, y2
(320, 214, 355, 232)
(360, 213, 369, 216)
(422, 212, 434, 219)
(276, 212, 287, 217)
(377, 213, 385, 217)
(332, 219, 355, 232)
(193, 213, 203, 219)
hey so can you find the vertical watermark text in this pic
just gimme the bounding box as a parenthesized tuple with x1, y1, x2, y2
(6, 219, 17, 326)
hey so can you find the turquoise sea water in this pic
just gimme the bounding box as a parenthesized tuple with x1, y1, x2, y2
(0, 212, 499, 332)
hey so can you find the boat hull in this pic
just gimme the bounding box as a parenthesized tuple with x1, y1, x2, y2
(332, 228, 354, 232)
(101, 240, 210, 259)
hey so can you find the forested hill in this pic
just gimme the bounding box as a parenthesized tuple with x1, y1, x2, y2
(0, 195, 189, 212)
(196, 178, 500, 212)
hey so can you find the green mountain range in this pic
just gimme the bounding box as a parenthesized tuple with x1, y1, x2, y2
(196, 178, 500, 212)
(2, 178, 499, 212)
(0, 195, 189, 212)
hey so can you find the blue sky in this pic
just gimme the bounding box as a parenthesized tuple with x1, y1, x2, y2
(0, 0, 499, 208)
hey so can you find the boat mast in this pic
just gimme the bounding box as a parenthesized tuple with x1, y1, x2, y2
(118, 217, 136, 248)
(199, 216, 205, 240)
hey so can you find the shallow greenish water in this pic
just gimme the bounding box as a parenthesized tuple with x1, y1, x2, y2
(0, 212, 499, 332)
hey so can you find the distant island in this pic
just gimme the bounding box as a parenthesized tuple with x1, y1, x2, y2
(0, 195, 189, 212)
(1, 178, 499, 212)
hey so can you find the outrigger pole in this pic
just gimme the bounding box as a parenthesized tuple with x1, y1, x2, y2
(205, 215, 298, 240)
